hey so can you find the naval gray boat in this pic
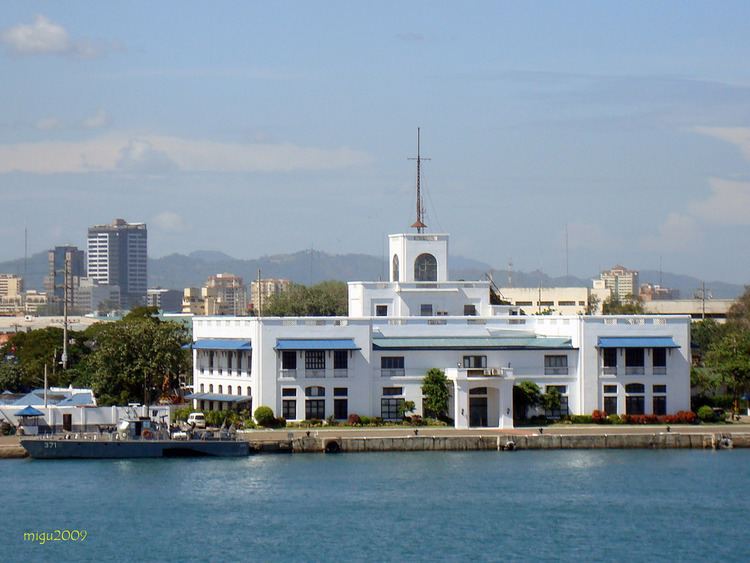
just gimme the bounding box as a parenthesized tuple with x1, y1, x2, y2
(20, 415, 250, 459)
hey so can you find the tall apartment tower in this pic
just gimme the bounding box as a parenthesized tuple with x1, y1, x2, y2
(599, 265, 640, 302)
(87, 219, 148, 310)
(45, 245, 85, 301)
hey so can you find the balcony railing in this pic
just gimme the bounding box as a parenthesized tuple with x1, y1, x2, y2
(601, 366, 617, 375)
(305, 369, 326, 378)
(653, 367, 667, 375)
(381, 368, 405, 377)
(625, 367, 645, 375)
(544, 367, 569, 375)
(333, 369, 348, 378)
(279, 368, 297, 379)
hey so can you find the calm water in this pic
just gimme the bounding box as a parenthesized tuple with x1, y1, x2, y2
(2, 450, 749, 562)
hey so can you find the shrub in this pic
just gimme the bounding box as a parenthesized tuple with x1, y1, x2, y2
(254, 406, 276, 427)
(347, 414, 362, 426)
(274, 417, 286, 428)
(697, 405, 716, 423)
(607, 414, 621, 424)
(359, 416, 373, 425)
(592, 410, 608, 424)
(569, 415, 594, 424)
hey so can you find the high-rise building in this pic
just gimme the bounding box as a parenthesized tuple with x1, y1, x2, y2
(45, 246, 85, 312)
(87, 219, 147, 310)
(0, 274, 23, 298)
(250, 278, 291, 315)
(598, 265, 640, 302)
(182, 274, 247, 316)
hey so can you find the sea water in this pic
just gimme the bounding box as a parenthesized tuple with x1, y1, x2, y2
(2, 450, 749, 562)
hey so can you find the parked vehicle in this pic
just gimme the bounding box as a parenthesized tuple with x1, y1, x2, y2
(187, 412, 206, 429)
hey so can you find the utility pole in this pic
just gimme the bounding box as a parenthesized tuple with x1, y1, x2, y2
(44, 364, 48, 408)
(62, 251, 70, 370)
(257, 268, 262, 317)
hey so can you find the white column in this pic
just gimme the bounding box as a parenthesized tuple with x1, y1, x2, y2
(499, 379, 515, 429)
(454, 380, 469, 429)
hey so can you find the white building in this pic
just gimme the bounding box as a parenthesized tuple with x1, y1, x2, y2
(494, 286, 611, 315)
(190, 231, 690, 429)
(598, 265, 640, 301)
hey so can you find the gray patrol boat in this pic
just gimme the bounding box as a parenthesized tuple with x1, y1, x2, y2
(20, 415, 250, 459)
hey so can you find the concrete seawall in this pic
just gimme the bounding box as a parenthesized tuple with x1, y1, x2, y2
(287, 432, 750, 453)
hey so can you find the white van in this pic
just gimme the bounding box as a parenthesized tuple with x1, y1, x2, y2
(187, 412, 206, 429)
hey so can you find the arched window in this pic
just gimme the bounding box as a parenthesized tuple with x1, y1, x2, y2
(237, 387, 242, 395)
(247, 386, 252, 396)
(209, 384, 213, 393)
(218, 385, 223, 394)
(200, 383, 204, 393)
(414, 253, 437, 281)
(625, 383, 645, 394)
(392, 254, 400, 282)
(228, 385, 232, 395)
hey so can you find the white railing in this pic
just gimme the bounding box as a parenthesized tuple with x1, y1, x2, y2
(653, 367, 667, 375)
(305, 369, 326, 378)
(625, 367, 645, 375)
(380, 368, 405, 377)
(333, 369, 348, 378)
(601, 367, 617, 375)
(279, 368, 297, 379)
(544, 367, 569, 375)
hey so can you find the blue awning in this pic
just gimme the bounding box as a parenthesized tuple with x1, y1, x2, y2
(597, 337, 679, 348)
(275, 339, 360, 351)
(15, 405, 45, 417)
(185, 393, 251, 403)
(190, 339, 252, 350)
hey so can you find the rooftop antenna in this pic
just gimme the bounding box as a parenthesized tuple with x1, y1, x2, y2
(508, 258, 513, 288)
(24, 227, 28, 279)
(565, 223, 569, 281)
(408, 127, 430, 233)
(659, 255, 663, 286)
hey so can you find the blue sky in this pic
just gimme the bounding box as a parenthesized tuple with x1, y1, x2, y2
(1, 2, 750, 283)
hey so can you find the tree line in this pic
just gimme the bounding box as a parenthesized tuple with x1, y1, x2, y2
(0, 307, 191, 406)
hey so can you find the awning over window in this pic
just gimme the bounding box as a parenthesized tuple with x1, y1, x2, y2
(184, 393, 251, 403)
(275, 339, 360, 351)
(190, 339, 252, 350)
(597, 337, 679, 348)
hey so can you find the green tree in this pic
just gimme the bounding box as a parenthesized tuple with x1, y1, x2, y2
(264, 281, 348, 316)
(705, 328, 750, 415)
(0, 362, 25, 392)
(691, 319, 728, 366)
(602, 294, 644, 315)
(513, 380, 541, 421)
(585, 293, 601, 315)
(541, 386, 561, 412)
(421, 368, 450, 420)
(727, 286, 750, 330)
(79, 315, 191, 406)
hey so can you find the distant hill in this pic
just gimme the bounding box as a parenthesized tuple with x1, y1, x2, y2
(0, 249, 744, 300)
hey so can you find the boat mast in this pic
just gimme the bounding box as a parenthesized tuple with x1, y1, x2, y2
(409, 127, 430, 233)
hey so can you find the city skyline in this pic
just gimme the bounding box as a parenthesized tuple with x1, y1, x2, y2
(2, 3, 750, 283)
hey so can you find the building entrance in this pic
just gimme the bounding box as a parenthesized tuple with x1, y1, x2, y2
(469, 397, 488, 427)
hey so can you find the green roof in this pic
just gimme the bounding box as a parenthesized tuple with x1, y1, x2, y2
(372, 336, 574, 350)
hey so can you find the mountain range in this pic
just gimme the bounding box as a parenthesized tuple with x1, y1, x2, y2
(0, 249, 744, 300)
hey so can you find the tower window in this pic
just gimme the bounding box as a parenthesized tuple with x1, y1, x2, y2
(414, 253, 437, 282)
(392, 254, 400, 282)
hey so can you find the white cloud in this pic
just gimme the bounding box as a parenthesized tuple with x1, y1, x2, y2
(1, 15, 106, 58)
(693, 126, 750, 161)
(641, 212, 701, 252)
(0, 133, 371, 174)
(688, 177, 750, 225)
(152, 211, 186, 233)
(34, 117, 62, 131)
(82, 109, 110, 129)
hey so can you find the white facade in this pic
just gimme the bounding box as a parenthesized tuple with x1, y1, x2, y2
(191, 233, 691, 429)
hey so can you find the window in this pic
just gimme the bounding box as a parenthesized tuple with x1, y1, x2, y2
(653, 384, 667, 394)
(237, 352, 242, 372)
(653, 348, 667, 374)
(653, 396, 666, 416)
(516, 301, 533, 306)
(218, 385, 223, 394)
(392, 254, 399, 282)
(463, 355, 487, 369)
(545, 385, 569, 418)
(381, 398, 405, 420)
(333, 387, 348, 397)
(334, 398, 348, 420)
(305, 400, 325, 419)
(247, 386, 252, 396)
(333, 350, 348, 370)
(602, 348, 617, 374)
(604, 396, 618, 415)
(414, 253, 437, 282)
(383, 386, 403, 396)
(381, 356, 405, 376)
(376, 305, 388, 317)
(282, 388, 297, 397)
(228, 353, 232, 371)
(558, 301, 576, 306)
(305, 350, 325, 370)
(464, 304, 477, 316)
(200, 383, 204, 392)
(282, 351, 297, 370)
(603, 385, 617, 394)
(625, 383, 645, 415)
(544, 355, 568, 375)
(283, 400, 297, 420)
(420, 304, 433, 316)
(208, 351, 214, 369)
(228, 385, 232, 394)
(305, 386, 325, 397)
(469, 387, 488, 395)
(237, 387, 241, 395)
(209, 384, 213, 393)
(625, 348, 645, 374)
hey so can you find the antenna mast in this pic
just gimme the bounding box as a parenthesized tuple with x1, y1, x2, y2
(409, 127, 430, 233)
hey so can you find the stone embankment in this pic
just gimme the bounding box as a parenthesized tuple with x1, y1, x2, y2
(282, 431, 750, 454)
